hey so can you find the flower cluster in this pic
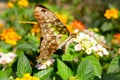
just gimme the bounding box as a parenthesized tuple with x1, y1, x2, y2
(104, 8, 119, 19)
(114, 33, 120, 43)
(0, 28, 21, 45)
(74, 30, 109, 57)
(18, 0, 29, 7)
(31, 24, 40, 34)
(0, 23, 4, 29)
(66, 25, 75, 34)
(16, 73, 39, 80)
(7, 1, 14, 8)
(71, 20, 86, 31)
(84, 30, 106, 43)
(0, 52, 16, 66)
(112, 33, 120, 44)
(35, 59, 55, 70)
(56, 14, 67, 24)
(7, 0, 29, 8)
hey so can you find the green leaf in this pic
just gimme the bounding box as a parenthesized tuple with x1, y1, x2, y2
(5, 67, 12, 77)
(101, 22, 113, 32)
(16, 54, 32, 78)
(34, 68, 53, 80)
(25, 35, 39, 51)
(62, 43, 80, 61)
(17, 35, 39, 52)
(0, 67, 12, 78)
(16, 43, 32, 50)
(57, 59, 73, 80)
(83, 56, 102, 78)
(107, 56, 120, 73)
(62, 52, 79, 61)
(0, 41, 12, 50)
(0, 71, 7, 78)
(77, 60, 94, 80)
(0, 78, 9, 80)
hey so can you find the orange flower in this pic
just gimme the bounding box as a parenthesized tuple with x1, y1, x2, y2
(71, 20, 86, 31)
(31, 24, 40, 34)
(104, 8, 119, 19)
(7, 2, 14, 8)
(0, 28, 21, 45)
(18, 0, 29, 7)
(114, 33, 120, 43)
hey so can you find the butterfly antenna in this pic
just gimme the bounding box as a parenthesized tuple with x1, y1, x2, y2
(19, 21, 38, 24)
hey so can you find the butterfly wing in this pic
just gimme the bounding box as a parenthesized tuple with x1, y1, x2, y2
(34, 4, 69, 63)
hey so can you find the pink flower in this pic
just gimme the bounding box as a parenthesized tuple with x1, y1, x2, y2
(74, 44, 82, 51)
(36, 59, 55, 70)
(0, 52, 16, 66)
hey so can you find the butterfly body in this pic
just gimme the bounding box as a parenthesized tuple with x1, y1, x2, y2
(34, 4, 70, 63)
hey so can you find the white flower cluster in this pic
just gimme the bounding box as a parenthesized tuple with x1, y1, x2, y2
(35, 59, 55, 70)
(84, 30, 106, 43)
(0, 52, 16, 66)
(74, 31, 109, 57)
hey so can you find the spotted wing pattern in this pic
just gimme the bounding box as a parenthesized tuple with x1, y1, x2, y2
(34, 4, 70, 63)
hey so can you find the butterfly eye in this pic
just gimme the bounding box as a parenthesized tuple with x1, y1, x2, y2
(41, 9, 46, 12)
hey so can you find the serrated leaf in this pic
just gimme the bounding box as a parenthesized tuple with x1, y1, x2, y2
(34, 68, 53, 80)
(77, 60, 94, 80)
(16, 54, 32, 78)
(83, 56, 102, 78)
(0, 41, 12, 50)
(16, 43, 32, 50)
(26, 36, 39, 51)
(107, 57, 120, 73)
(101, 22, 113, 32)
(57, 59, 73, 80)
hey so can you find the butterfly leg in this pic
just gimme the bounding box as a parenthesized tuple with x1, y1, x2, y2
(57, 34, 76, 53)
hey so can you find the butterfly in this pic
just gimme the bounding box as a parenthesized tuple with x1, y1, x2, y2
(34, 4, 74, 63)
